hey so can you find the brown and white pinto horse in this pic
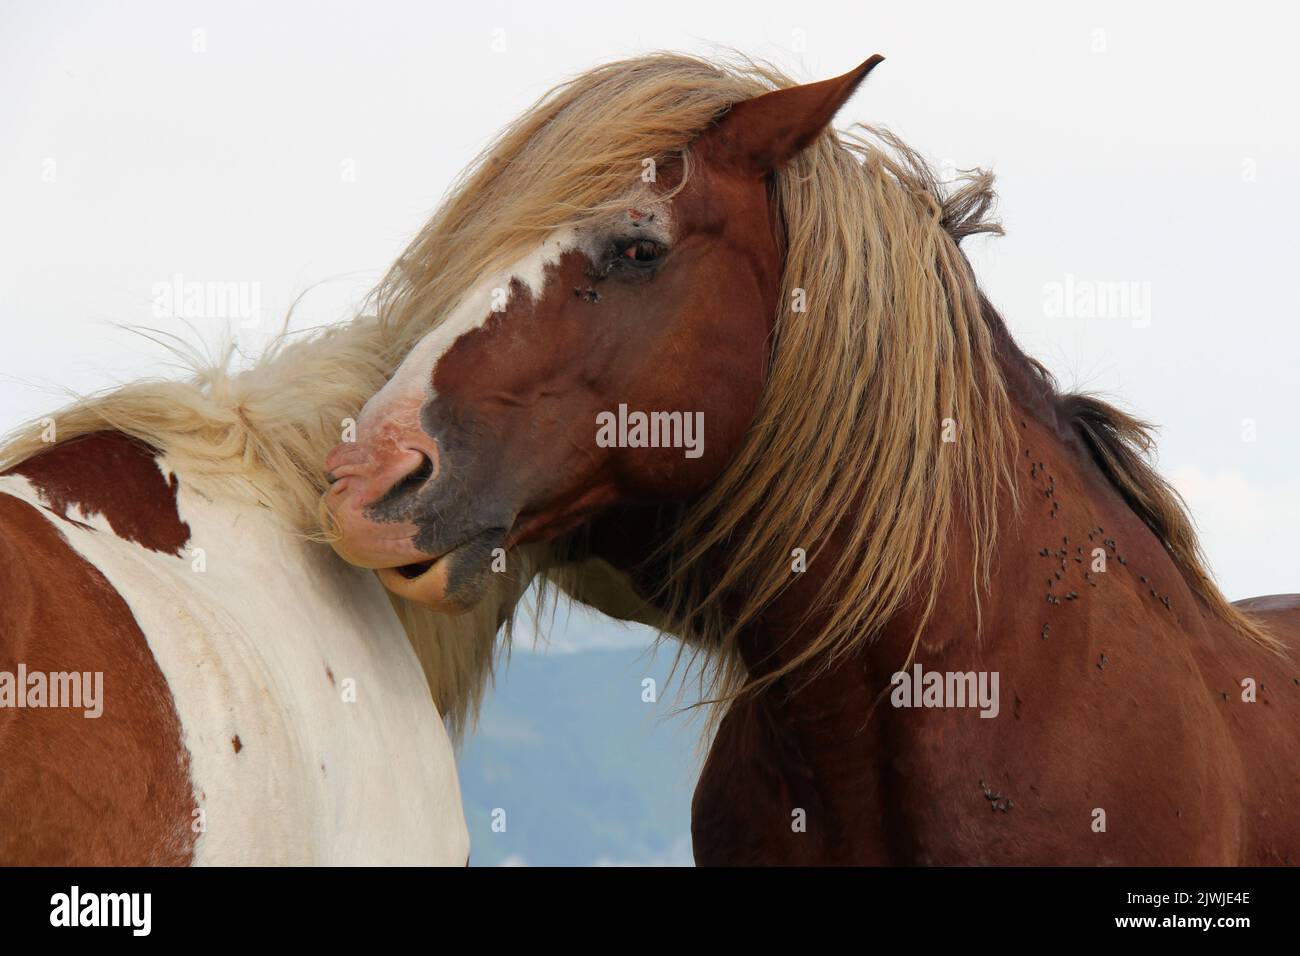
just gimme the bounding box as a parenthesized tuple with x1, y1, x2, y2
(0, 428, 487, 864)
(324, 53, 1300, 865)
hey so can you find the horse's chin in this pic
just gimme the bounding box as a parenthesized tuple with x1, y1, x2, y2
(374, 556, 468, 612)
(319, 495, 503, 611)
(372, 532, 501, 612)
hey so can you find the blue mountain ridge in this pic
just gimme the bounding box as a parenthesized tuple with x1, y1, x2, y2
(457, 614, 703, 866)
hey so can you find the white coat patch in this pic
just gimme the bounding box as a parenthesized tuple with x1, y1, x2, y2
(0, 467, 468, 865)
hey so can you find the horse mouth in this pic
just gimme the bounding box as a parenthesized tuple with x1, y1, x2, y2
(374, 529, 506, 610)
(395, 559, 436, 579)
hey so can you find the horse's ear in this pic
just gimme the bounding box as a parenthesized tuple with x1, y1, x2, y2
(703, 55, 885, 175)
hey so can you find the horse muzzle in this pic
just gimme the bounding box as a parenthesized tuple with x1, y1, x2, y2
(321, 434, 509, 611)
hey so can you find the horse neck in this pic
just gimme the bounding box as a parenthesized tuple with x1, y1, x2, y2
(588, 376, 1210, 706)
(744, 377, 1215, 707)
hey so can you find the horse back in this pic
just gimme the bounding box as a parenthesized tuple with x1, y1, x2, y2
(1204, 594, 1300, 864)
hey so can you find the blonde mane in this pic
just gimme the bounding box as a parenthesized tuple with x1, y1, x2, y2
(368, 51, 1270, 711)
(2, 53, 1269, 743)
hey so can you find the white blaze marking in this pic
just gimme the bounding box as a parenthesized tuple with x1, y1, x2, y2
(360, 229, 578, 427)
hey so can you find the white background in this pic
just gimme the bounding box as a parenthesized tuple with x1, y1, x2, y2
(2, 0, 1297, 603)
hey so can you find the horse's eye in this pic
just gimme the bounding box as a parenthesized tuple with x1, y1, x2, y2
(617, 238, 664, 266)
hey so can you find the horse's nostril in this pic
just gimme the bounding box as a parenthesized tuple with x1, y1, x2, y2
(379, 451, 435, 506)
(410, 452, 435, 484)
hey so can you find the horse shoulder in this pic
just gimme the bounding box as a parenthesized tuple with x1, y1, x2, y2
(146, 478, 467, 864)
(692, 688, 842, 866)
(2, 432, 468, 865)
(0, 485, 198, 864)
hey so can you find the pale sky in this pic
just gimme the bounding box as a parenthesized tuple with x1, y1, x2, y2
(2, 0, 1297, 605)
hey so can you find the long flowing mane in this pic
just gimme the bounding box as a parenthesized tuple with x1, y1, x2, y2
(2, 54, 1270, 740)
(375, 51, 1272, 706)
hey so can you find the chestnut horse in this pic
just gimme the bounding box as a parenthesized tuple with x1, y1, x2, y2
(323, 53, 1300, 865)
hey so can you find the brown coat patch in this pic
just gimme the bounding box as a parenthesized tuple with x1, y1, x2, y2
(0, 493, 198, 864)
(5, 432, 191, 556)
